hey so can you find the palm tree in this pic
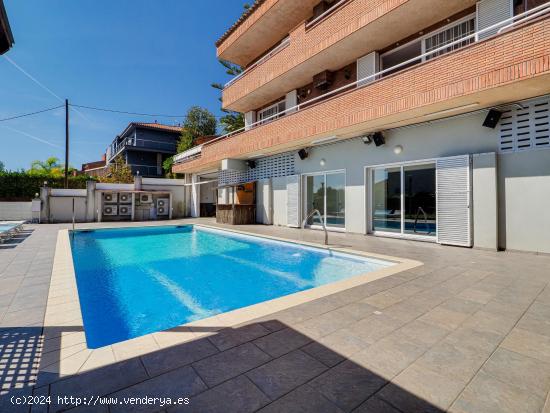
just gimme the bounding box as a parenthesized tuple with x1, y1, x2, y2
(29, 157, 64, 176)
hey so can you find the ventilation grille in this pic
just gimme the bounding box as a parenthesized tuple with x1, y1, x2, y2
(219, 152, 295, 186)
(436, 155, 472, 247)
(499, 99, 550, 153)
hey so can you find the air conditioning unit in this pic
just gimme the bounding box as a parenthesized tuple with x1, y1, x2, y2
(313, 70, 334, 90)
(157, 198, 169, 216)
(119, 192, 132, 204)
(118, 205, 131, 216)
(104, 192, 118, 203)
(140, 193, 152, 204)
(103, 205, 118, 216)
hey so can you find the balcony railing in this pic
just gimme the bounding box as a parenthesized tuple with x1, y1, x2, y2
(305, 0, 349, 30)
(108, 136, 177, 161)
(223, 36, 290, 89)
(207, 3, 550, 146)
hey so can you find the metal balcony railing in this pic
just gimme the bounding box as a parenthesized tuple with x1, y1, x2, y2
(108, 136, 177, 161)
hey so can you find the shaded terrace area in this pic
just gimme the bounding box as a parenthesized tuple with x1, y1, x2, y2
(1, 221, 550, 412)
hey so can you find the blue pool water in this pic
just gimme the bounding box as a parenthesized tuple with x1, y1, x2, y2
(70, 225, 393, 348)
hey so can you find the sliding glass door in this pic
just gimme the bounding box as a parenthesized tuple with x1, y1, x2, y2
(304, 171, 345, 229)
(371, 163, 436, 238)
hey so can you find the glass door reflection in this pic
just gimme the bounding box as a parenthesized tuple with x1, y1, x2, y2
(304, 171, 346, 229)
(372, 167, 401, 233)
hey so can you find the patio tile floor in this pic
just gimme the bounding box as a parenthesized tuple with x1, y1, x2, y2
(1, 219, 550, 412)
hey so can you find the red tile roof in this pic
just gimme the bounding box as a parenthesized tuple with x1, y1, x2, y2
(215, 0, 266, 47)
(133, 122, 183, 133)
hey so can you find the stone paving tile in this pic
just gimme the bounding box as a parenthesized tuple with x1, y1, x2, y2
(301, 341, 346, 368)
(48, 358, 148, 403)
(253, 327, 312, 358)
(481, 348, 550, 398)
(347, 313, 405, 345)
(396, 319, 449, 347)
(108, 366, 207, 413)
(450, 371, 545, 413)
(247, 349, 327, 400)
(181, 375, 270, 413)
(350, 330, 428, 380)
(517, 301, 550, 338)
(354, 396, 403, 413)
(501, 328, 550, 364)
(293, 306, 359, 339)
(315, 327, 370, 358)
(140, 337, 219, 377)
(308, 360, 387, 412)
(377, 362, 466, 413)
(207, 323, 271, 352)
(192, 342, 271, 387)
(258, 384, 343, 413)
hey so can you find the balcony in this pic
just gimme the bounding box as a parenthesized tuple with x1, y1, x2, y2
(216, 0, 319, 67)
(221, 0, 478, 113)
(174, 14, 550, 174)
(107, 136, 177, 162)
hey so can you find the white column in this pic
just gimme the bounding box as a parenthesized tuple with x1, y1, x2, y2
(191, 174, 200, 218)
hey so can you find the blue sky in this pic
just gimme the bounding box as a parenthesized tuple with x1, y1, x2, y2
(0, 0, 246, 170)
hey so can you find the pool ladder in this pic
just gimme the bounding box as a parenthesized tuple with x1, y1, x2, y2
(302, 209, 328, 246)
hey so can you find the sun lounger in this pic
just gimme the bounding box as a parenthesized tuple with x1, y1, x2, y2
(0, 221, 25, 243)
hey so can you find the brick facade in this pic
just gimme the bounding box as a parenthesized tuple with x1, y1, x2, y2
(221, 0, 477, 111)
(174, 19, 550, 173)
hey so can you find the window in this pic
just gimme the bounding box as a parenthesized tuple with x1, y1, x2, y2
(380, 15, 476, 75)
(425, 18, 475, 60)
(304, 171, 346, 229)
(371, 163, 436, 237)
(257, 100, 286, 125)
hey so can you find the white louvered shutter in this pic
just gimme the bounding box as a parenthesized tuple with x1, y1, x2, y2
(286, 174, 301, 228)
(436, 155, 472, 247)
(476, 0, 512, 40)
(285, 90, 298, 114)
(357, 52, 379, 87)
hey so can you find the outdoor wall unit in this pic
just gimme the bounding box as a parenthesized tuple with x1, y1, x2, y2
(313, 70, 334, 90)
(103, 193, 118, 203)
(119, 192, 132, 203)
(156, 198, 170, 216)
(140, 193, 153, 204)
(118, 205, 131, 216)
(103, 205, 118, 216)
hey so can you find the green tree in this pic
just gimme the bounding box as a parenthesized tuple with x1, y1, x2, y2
(29, 157, 63, 177)
(177, 106, 217, 153)
(100, 155, 133, 183)
(0, 161, 4, 172)
(212, 60, 245, 133)
(162, 156, 174, 176)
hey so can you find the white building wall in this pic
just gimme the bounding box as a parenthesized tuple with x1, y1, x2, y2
(294, 112, 499, 234)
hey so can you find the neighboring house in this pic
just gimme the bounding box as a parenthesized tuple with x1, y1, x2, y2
(106, 122, 181, 177)
(0, 0, 14, 54)
(81, 156, 107, 178)
(173, 0, 550, 254)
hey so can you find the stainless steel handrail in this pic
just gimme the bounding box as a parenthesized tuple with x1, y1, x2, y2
(302, 209, 328, 245)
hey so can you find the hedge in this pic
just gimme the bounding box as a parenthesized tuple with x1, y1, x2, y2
(0, 172, 97, 200)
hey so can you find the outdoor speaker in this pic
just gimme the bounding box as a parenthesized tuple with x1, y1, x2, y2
(483, 109, 502, 129)
(372, 132, 385, 147)
(298, 149, 309, 160)
(246, 160, 256, 169)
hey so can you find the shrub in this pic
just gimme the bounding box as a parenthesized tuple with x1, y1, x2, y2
(0, 171, 96, 200)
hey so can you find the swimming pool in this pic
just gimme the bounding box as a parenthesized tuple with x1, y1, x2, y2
(70, 225, 394, 348)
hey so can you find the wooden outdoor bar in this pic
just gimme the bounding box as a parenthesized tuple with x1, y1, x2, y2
(216, 181, 256, 225)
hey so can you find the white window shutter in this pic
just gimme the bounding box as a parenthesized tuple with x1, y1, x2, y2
(357, 51, 379, 87)
(285, 90, 298, 114)
(244, 111, 256, 130)
(436, 155, 472, 247)
(476, 0, 512, 40)
(286, 174, 301, 227)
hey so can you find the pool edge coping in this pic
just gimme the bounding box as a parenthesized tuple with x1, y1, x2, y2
(41, 223, 422, 380)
